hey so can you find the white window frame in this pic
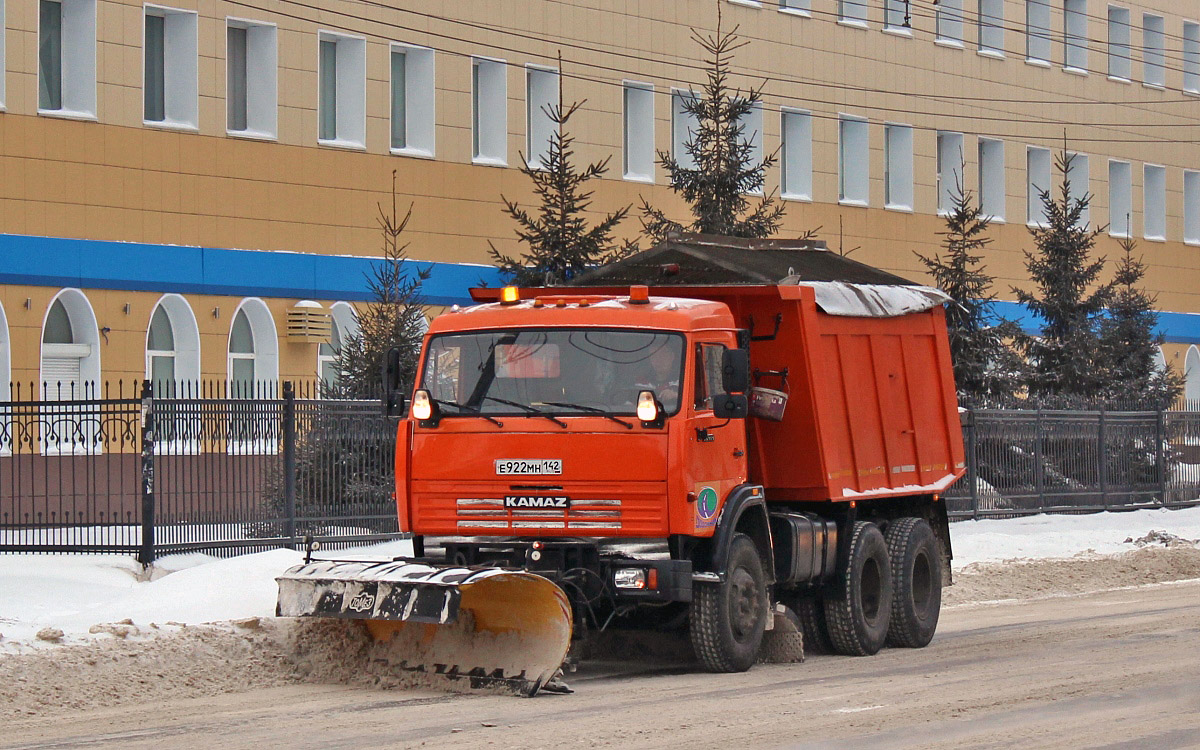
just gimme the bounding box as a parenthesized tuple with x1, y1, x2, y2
(1107, 5, 1131, 80)
(884, 123, 913, 212)
(779, 0, 810, 16)
(622, 81, 655, 182)
(145, 294, 201, 454)
(143, 4, 198, 130)
(1185, 170, 1200, 245)
(39, 289, 101, 456)
(672, 88, 699, 171)
(525, 64, 559, 170)
(978, 138, 1005, 221)
(226, 298, 279, 455)
(1026, 0, 1052, 64)
(1142, 13, 1165, 88)
(780, 107, 812, 201)
(838, 0, 868, 27)
(937, 131, 965, 216)
(1027, 146, 1052, 226)
(1066, 152, 1089, 227)
(471, 56, 508, 166)
(317, 30, 366, 149)
(1063, 0, 1088, 72)
(0, 300, 8, 457)
(1143, 163, 1166, 241)
(884, 0, 910, 34)
(978, 0, 1005, 56)
(838, 115, 869, 206)
(38, 0, 97, 120)
(390, 43, 436, 157)
(936, 0, 965, 46)
(1108, 159, 1132, 237)
(1184, 21, 1200, 94)
(225, 18, 277, 140)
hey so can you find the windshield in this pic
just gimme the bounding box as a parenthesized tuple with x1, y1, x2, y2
(420, 329, 686, 416)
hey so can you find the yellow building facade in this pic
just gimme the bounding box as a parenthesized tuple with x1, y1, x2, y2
(1, 0, 1200, 393)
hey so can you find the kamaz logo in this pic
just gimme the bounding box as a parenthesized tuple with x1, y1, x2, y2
(504, 495, 570, 509)
(347, 592, 376, 613)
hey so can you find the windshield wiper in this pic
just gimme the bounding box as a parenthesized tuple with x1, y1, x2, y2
(482, 396, 568, 428)
(432, 398, 503, 427)
(542, 402, 633, 429)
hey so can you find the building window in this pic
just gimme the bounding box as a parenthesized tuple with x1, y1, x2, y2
(623, 82, 654, 182)
(40, 290, 101, 454)
(1107, 5, 1131, 79)
(838, 115, 869, 205)
(1109, 159, 1132, 237)
(937, 131, 965, 215)
(979, 0, 1004, 54)
(780, 108, 812, 201)
(38, 0, 96, 117)
(525, 65, 559, 169)
(1027, 146, 1051, 225)
(1144, 164, 1166, 240)
(1026, 0, 1052, 62)
(838, 0, 867, 26)
(672, 88, 699, 170)
(228, 309, 255, 394)
(1142, 14, 1164, 87)
(318, 316, 341, 389)
(1185, 22, 1200, 94)
(1066, 152, 1089, 227)
(885, 0, 909, 32)
(780, 0, 809, 14)
(1064, 0, 1088, 71)
(1185, 171, 1200, 244)
(740, 101, 764, 193)
(318, 32, 366, 147)
(978, 138, 1005, 221)
(884, 124, 913, 211)
(390, 43, 435, 155)
(226, 20, 276, 138)
(147, 305, 176, 394)
(144, 6, 198, 127)
(936, 0, 964, 44)
(472, 56, 507, 165)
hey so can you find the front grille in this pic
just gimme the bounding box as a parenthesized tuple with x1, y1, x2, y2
(455, 497, 624, 531)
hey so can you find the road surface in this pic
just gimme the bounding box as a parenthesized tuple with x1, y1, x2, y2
(4, 581, 1200, 750)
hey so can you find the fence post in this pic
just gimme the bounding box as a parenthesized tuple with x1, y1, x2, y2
(1034, 409, 1044, 507)
(138, 379, 156, 566)
(965, 409, 979, 520)
(1157, 409, 1167, 506)
(1098, 408, 1108, 510)
(283, 380, 297, 548)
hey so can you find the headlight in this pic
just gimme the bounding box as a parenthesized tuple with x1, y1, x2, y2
(636, 390, 660, 422)
(613, 568, 647, 589)
(412, 389, 434, 421)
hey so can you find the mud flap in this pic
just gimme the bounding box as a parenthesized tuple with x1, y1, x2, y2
(277, 561, 572, 696)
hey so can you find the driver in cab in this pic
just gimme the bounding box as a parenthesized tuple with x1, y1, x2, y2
(633, 344, 681, 413)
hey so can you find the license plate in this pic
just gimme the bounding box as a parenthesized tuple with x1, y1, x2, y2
(495, 459, 562, 475)
(504, 495, 571, 509)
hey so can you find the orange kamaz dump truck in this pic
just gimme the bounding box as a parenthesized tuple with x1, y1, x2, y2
(278, 279, 965, 695)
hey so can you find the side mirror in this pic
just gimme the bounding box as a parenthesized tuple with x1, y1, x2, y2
(382, 347, 405, 417)
(712, 393, 748, 419)
(721, 348, 750, 394)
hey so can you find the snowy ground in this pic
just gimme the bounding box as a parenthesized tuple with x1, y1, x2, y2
(1, 507, 1199, 653)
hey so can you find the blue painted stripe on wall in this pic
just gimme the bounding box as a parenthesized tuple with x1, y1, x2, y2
(993, 300, 1200, 345)
(0, 233, 504, 306)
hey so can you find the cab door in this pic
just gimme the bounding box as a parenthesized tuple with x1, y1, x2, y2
(684, 336, 748, 534)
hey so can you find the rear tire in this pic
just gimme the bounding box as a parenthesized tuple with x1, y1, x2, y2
(690, 533, 768, 672)
(822, 521, 892, 656)
(884, 517, 943, 648)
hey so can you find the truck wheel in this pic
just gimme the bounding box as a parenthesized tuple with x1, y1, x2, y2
(884, 517, 943, 648)
(790, 595, 834, 655)
(822, 521, 892, 656)
(690, 533, 767, 672)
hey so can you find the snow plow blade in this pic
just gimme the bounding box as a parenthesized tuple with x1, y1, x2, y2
(276, 560, 572, 696)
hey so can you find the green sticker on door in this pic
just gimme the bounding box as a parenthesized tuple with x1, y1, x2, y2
(696, 486, 719, 526)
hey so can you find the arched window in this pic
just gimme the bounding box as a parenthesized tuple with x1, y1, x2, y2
(145, 294, 201, 397)
(1186, 346, 1200, 404)
(0, 299, 10, 456)
(227, 298, 278, 396)
(320, 302, 359, 390)
(40, 290, 100, 400)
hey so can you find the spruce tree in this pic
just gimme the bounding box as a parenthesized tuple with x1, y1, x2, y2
(639, 5, 786, 244)
(1015, 150, 1113, 402)
(1098, 235, 1182, 406)
(918, 172, 1025, 405)
(489, 84, 632, 285)
(330, 170, 430, 398)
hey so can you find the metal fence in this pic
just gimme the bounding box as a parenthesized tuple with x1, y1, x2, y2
(945, 408, 1200, 519)
(0, 380, 399, 562)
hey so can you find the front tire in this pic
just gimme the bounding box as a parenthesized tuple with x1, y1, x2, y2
(884, 517, 943, 648)
(822, 521, 892, 656)
(690, 533, 768, 672)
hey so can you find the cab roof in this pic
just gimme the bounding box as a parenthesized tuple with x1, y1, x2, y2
(428, 292, 736, 335)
